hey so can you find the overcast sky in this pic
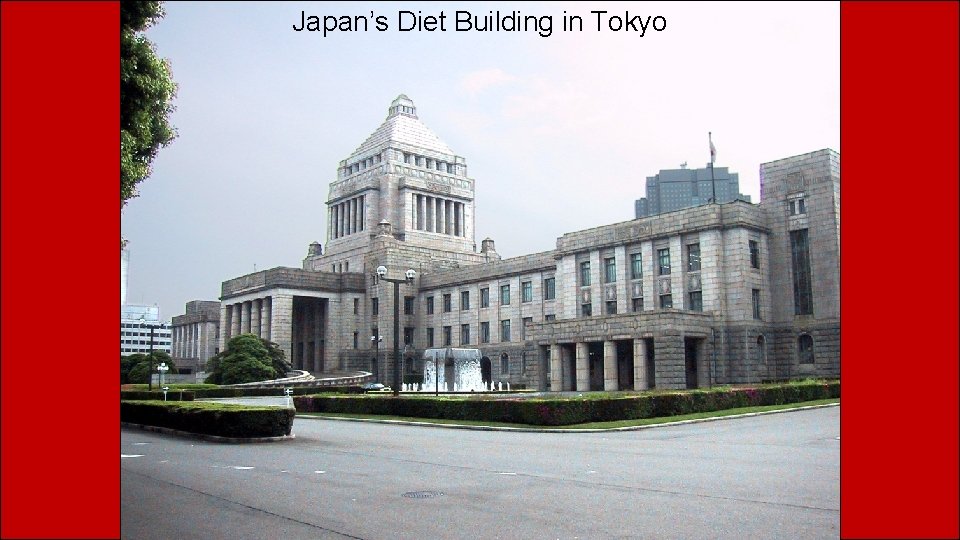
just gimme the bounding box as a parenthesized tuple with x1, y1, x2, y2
(120, 1, 840, 321)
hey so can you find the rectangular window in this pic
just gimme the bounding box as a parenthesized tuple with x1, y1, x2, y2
(480, 288, 490, 308)
(604, 257, 617, 283)
(403, 327, 414, 345)
(790, 198, 807, 215)
(442, 294, 452, 312)
(426, 296, 434, 315)
(605, 300, 617, 315)
(461, 324, 470, 345)
(580, 261, 592, 286)
(426, 328, 434, 347)
(522, 317, 533, 339)
(480, 322, 490, 343)
(658, 248, 671, 275)
(461, 291, 470, 310)
(581, 303, 592, 317)
(688, 291, 703, 311)
(500, 319, 511, 342)
(630, 253, 642, 279)
(371, 297, 379, 316)
(353, 332, 358, 349)
(545, 314, 556, 321)
(500, 284, 511, 305)
(749, 240, 760, 269)
(790, 229, 813, 315)
(353, 298, 359, 315)
(752, 289, 762, 320)
(632, 297, 643, 312)
(403, 296, 414, 315)
(442, 326, 452, 346)
(687, 243, 701, 272)
(660, 294, 673, 309)
(522, 281, 533, 303)
(543, 278, 556, 300)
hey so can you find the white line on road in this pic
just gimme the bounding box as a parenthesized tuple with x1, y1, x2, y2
(121, 455, 144, 458)
(232, 466, 254, 470)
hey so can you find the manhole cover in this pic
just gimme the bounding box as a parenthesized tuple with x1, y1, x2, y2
(402, 491, 443, 499)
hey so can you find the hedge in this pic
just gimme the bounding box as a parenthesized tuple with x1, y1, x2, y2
(294, 380, 840, 426)
(121, 401, 295, 438)
(121, 390, 195, 401)
(122, 384, 364, 398)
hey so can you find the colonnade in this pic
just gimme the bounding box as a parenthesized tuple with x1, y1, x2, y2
(548, 339, 653, 391)
(411, 193, 466, 236)
(172, 323, 204, 358)
(330, 195, 366, 239)
(223, 297, 273, 342)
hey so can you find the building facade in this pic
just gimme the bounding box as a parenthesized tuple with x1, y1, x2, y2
(217, 96, 840, 390)
(170, 300, 221, 374)
(635, 164, 750, 218)
(120, 304, 172, 356)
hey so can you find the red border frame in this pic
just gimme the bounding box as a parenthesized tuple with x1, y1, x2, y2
(1, 1, 958, 538)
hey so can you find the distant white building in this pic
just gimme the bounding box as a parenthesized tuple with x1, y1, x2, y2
(120, 304, 171, 356)
(121, 249, 130, 305)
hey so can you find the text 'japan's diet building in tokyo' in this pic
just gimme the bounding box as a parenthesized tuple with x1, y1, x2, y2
(215, 95, 840, 391)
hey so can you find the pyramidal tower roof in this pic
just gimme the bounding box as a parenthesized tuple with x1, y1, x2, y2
(348, 95, 455, 158)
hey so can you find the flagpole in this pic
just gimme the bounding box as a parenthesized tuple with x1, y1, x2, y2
(709, 132, 716, 204)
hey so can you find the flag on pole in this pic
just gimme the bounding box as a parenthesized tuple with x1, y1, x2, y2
(709, 133, 717, 164)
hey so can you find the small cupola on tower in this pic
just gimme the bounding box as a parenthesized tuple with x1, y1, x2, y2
(388, 94, 417, 118)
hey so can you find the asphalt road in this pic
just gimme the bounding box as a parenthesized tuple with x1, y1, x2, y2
(121, 406, 839, 539)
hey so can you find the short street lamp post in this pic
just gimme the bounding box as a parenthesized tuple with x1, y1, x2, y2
(139, 318, 167, 391)
(158, 362, 169, 388)
(370, 332, 383, 383)
(374, 265, 416, 397)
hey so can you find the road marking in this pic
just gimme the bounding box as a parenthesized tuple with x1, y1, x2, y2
(232, 466, 254, 470)
(281, 470, 289, 473)
(132, 442, 149, 446)
(121, 454, 144, 458)
(498, 472, 517, 475)
(315, 470, 326, 474)
(160, 460, 169, 463)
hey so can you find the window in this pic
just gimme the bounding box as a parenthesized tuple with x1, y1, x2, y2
(442, 294, 452, 312)
(630, 253, 642, 279)
(660, 294, 673, 309)
(749, 240, 760, 269)
(403, 327, 414, 345)
(581, 303, 592, 317)
(500, 284, 511, 305)
(522, 317, 533, 339)
(461, 324, 470, 345)
(521, 352, 527, 374)
(658, 248, 671, 275)
(687, 243, 701, 272)
(480, 288, 490, 308)
(752, 289, 762, 320)
(500, 319, 511, 342)
(404, 296, 414, 315)
(789, 198, 807, 215)
(580, 261, 592, 286)
(353, 298, 359, 315)
(461, 291, 470, 310)
(353, 332, 359, 349)
(543, 278, 556, 300)
(371, 297, 379, 316)
(604, 257, 616, 283)
(605, 300, 617, 315)
(426, 328, 434, 347)
(426, 296, 434, 315)
(632, 297, 643, 312)
(688, 291, 703, 311)
(790, 229, 813, 315)
(500, 353, 509, 377)
(480, 322, 490, 343)
(522, 281, 533, 303)
(798, 334, 814, 363)
(442, 326, 452, 346)
(545, 314, 556, 321)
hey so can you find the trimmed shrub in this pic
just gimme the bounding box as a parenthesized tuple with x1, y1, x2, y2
(121, 390, 195, 401)
(121, 401, 294, 438)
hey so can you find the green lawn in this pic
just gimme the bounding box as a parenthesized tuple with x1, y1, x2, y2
(297, 398, 839, 430)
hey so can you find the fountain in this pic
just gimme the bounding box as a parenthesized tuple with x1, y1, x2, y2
(421, 348, 487, 392)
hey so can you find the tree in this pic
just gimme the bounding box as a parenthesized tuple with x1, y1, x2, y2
(121, 351, 176, 384)
(121, 1, 177, 215)
(204, 334, 288, 385)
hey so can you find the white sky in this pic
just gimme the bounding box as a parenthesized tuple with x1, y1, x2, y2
(120, 1, 839, 320)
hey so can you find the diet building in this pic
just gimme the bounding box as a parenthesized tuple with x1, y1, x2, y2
(211, 95, 840, 391)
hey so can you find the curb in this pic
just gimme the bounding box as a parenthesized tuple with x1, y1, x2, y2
(120, 422, 296, 443)
(295, 402, 839, 433)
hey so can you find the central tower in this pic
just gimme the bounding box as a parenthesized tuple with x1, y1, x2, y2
(307, 95, 478, 272)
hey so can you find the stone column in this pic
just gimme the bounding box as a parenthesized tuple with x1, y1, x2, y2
(313, 300, 323, 372)
(242, 301, 251, 333)
(604, 340, 617, 391)
(232, 303, 242, 337)
(360, 195, 365, 231)
(220, 305, 231, 351)
(437, 198, 445, 234)
(270, 294, 293, 366)
(251, 299, 261, 338)
(549, 344, 562, 392)
(575, 342, 589, 392)
(634, 338, 648, 390)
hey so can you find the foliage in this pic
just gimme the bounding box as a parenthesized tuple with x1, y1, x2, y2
(121, 401, 295, 438)
(204, 334, 289, 385)
(121, 390, 195, 401)
(122, 351, 176, 384)
(121, 0, 177, 211)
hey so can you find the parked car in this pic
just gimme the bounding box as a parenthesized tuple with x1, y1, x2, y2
(361, 382, 390, 392)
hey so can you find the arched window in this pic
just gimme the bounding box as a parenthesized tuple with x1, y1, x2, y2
(756, 335, 766, 364)
(798, 334, 814, 364)
(500, 353, 509, 378)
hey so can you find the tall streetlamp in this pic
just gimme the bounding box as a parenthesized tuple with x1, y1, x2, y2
(139, 318, 167, 391)
(370, 332, 383, 382)
(374, 265, 416, 396)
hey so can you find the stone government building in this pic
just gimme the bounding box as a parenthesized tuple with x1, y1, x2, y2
(191, 95, 839, 391)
